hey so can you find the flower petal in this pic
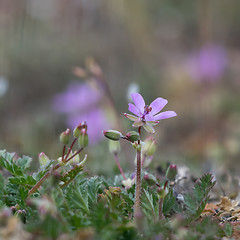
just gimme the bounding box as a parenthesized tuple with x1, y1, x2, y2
(153, 111, 177, 120)
(123, 113, 139, 122)
(131, 93, 145, 114)
(128, 103, 141, 116)
(143, 123, 155, 133)
(150, 98, 168, 115)
(145, 114, 155, 121)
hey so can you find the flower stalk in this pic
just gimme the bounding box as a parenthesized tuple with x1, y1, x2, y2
(28, 147, 84, 196)
(113, 153, 127, 181)
(28, 124, 88, 197)
(134, 126, 142, 218)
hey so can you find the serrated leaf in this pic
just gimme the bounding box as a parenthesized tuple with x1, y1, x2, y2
(0, 155, 23, 176)
(65, 183, 89, 215)
(16, 155, 32, 171)
(183, 173, 216, 219)
(87, 177, 102, 206)
(142, 188, 157, 221)
(60, 164, 84, 185)
(8, 175, 37, 186)
(162, 188, 176, 216)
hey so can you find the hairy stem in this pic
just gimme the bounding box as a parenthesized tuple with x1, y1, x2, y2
(28, 164, 60, 196)
(113, 153, 127, 180)
(134, 126, 142, 218)
(159, 197, 164, 221)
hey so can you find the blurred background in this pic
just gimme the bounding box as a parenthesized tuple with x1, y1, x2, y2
(0, 0, 240, 182)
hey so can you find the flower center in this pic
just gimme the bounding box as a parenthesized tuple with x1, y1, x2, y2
(142, 105, 152, 118)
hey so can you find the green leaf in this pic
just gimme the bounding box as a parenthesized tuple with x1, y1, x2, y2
(183, 173, 216, 219)
(142, 188, 157, 221)
(87, 177, 102, 206)
(0, 154, 23, 176)
(16, 155, 32, 171)
(224, 222, 233, 238)
(8, 175, 37, 186)
(60, 164, 84, 188)
(162, 188, 176, 216)
(65, 183, 89, 215)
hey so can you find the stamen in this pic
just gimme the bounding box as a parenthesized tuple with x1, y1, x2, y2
(144, 105, 152, 114)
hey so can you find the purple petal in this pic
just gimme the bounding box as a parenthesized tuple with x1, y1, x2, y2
(149, 98, 168, 115)
(145, 114, 155, 121)
(131, 93, 145, 114)
(52, 83, 101, 113)
(128, 103, 141, 116)
(153, 111, 177, 120)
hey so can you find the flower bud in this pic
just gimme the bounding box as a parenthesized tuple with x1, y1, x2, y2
(59, 128, 71, 145)
(109, 140, 121, 155)
(103, 130, 122, 141)
(78, 128, 89, 148)
(165, 164, 177, 181)
(144, 173, 156, 186)
(38, 152, 50, 166)
(125, 131, 140, 142)
(73, 125, 81, 138)
(73, 122, 87, 138)
(142, 137, 156, 156)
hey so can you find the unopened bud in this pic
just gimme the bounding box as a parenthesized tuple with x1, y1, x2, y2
(165, 164, 177, 181)
(78, 128, 88, 148)
(109, 140, 121, 155)
(38, 152, 50, 166)
(59, 128, 71, 145)
(144, 174, 156, 186)
(73, 124, 81, 138)
(142, 137, 156, 156)
(103, 130, 122, 141)
(126, 131, 140, 142)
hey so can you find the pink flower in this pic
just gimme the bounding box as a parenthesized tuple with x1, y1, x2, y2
(187, 45, 227, 83)
(124, 93, 177, 133)
(52, 82, 111, 144)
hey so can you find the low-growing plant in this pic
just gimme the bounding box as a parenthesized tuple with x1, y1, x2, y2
(0, 92, 230, 239)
